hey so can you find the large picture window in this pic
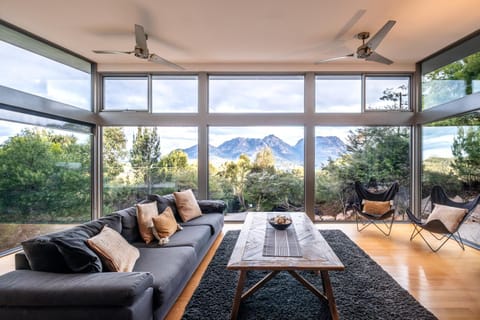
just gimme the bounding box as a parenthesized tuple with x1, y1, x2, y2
(208, 126, 304, 213)
(422, 112, 480, 248)
(0, 25, 92, 110)
(103, 126, 198, 213)
(0, 110, 92, 254)
(315, 126, 411, 221)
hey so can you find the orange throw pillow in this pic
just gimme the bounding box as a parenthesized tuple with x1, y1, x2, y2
(362, 200, 391, 215)
(173, 189, 202, 222)
(152, 207, 179, 238)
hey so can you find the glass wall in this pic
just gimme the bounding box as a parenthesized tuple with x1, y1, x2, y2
(0, 111, 92, 253)
(208, 126, 304, 213)
(315, 75, 361, 112)
(422, 52, 480, 110)
(152, 75, 198, 113)
(422, 112, 480, 247)
(0, 24, 92, 110)
(103, 77, 148, 111)
(315, 126, 411, 221)
(209, 75, 304, 113)
(103, 126, 198, 213)
(365, 76, 410, 111)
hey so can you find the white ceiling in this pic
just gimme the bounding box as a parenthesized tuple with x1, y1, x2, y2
(1, 0, 479, 72)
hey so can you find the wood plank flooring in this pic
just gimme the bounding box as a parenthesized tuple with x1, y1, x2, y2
(165, 223, 480, 320)
(1, 223, 478, 319)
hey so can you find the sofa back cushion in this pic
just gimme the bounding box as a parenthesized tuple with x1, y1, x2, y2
(147, 194, 182, 221)
(113, 206, 142, 243)
(21, 234, 71, 273)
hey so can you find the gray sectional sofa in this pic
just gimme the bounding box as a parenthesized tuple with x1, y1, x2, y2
(0, 194, 225, 320)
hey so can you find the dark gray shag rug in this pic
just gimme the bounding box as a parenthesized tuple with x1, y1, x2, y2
(183, 230, 437, 320)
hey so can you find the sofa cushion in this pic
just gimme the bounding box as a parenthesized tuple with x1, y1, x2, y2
(136, 201, 159, 244)
(87, 226, 140, 272)
(147, 194, 182, 221)
(133, 246, 197, 308)
(113, 206, 142, 243)
(0, 270, 153, 307)
(97, 213, 123, 234)
(152, 207, 180, 239)
(21, 235, 70, 273)
(51, 222, 104, 273)
(427, 204, 467, 233)
(174, 189, 202, 222)
(180, 213, 224, 235)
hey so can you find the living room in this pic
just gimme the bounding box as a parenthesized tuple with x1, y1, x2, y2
(0, 1, 479, 319)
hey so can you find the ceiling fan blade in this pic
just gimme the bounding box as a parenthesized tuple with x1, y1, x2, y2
(92, 50, 133, 54)
(134, 24, 148, 52)
(148, 53, 184, 70)
(315, 53, 354, 64)
(365, 20, 396, 51)
(334, 9, 366, 40)
(365, 52, 393, 65)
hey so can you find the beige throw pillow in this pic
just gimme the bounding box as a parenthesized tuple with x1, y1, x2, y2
(152, 207, 180, 238)
(87, 226, 139, 272)
(426, 204, 467, 233)
(136, 201, 158, 244)
(362, 200, 391, 215)
(173, 189, 202, 222)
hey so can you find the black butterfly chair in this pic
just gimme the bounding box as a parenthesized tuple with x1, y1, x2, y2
(353, 181, 400, 236)
(406, 186, 480, 252)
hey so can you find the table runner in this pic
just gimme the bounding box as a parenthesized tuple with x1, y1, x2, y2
(262, 223, 302, 257)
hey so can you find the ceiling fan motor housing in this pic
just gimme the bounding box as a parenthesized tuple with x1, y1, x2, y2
(134, 46, 149, 59)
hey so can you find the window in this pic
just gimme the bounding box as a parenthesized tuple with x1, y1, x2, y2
(103, 77, 148, 111)
(315, 126, 411, 221)
(103, 126, 198, 213)
(208, 126, 304, 213)
(0, 109, 92, 254)
(152, 75, 198, 113)
(209, 75, 304, 113)
(0, 24, 92, 110)
(365, 76, 410, 111)
(422, 52, 480, 110)
(422, 112, 480, 248)
(315, 75, 361, 112)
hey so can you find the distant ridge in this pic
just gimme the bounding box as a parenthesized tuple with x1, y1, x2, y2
(183, 135, 345, 168)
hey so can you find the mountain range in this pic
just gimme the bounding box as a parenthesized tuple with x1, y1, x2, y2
(183, 134, 346, 168)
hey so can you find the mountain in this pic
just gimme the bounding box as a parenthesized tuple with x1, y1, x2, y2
(183, 134, 345, 168)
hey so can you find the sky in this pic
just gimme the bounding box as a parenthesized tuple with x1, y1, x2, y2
(0, 39, 470, 161)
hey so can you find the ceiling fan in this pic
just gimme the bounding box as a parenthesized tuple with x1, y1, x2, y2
(93, 24, 184, 70)
(315, 20, 396, 65)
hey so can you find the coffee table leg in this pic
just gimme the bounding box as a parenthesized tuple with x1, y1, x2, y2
(231, 270, 247, 320)
(320, 271, 339, 320)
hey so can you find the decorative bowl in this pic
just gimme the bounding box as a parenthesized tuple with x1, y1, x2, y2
(268, 215, 292, 230)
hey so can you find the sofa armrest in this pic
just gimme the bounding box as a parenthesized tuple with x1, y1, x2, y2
(0, 270, 153, 307)
(197, 200, 226, 214)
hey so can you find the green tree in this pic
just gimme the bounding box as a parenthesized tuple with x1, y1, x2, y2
(0, 129, 90, 222)
(130, 127, 161, 194)
(217, 154, 251, 211)
(451, 126, 480, 189)
(251, 147, 275, 173)
(103, 127, 127, 181)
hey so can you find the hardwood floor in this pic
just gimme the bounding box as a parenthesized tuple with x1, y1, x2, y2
(1, 223, 478, 319)
(165, 223, 480, 320)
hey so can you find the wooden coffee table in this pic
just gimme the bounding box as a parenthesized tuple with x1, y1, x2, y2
(227, 212, 344, 320)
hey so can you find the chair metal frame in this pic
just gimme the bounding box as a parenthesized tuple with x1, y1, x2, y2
(353, 181, 400, 236)
(406, 186, 480, 252)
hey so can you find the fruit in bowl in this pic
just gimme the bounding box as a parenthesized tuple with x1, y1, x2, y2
(269, 214, 292, 230)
